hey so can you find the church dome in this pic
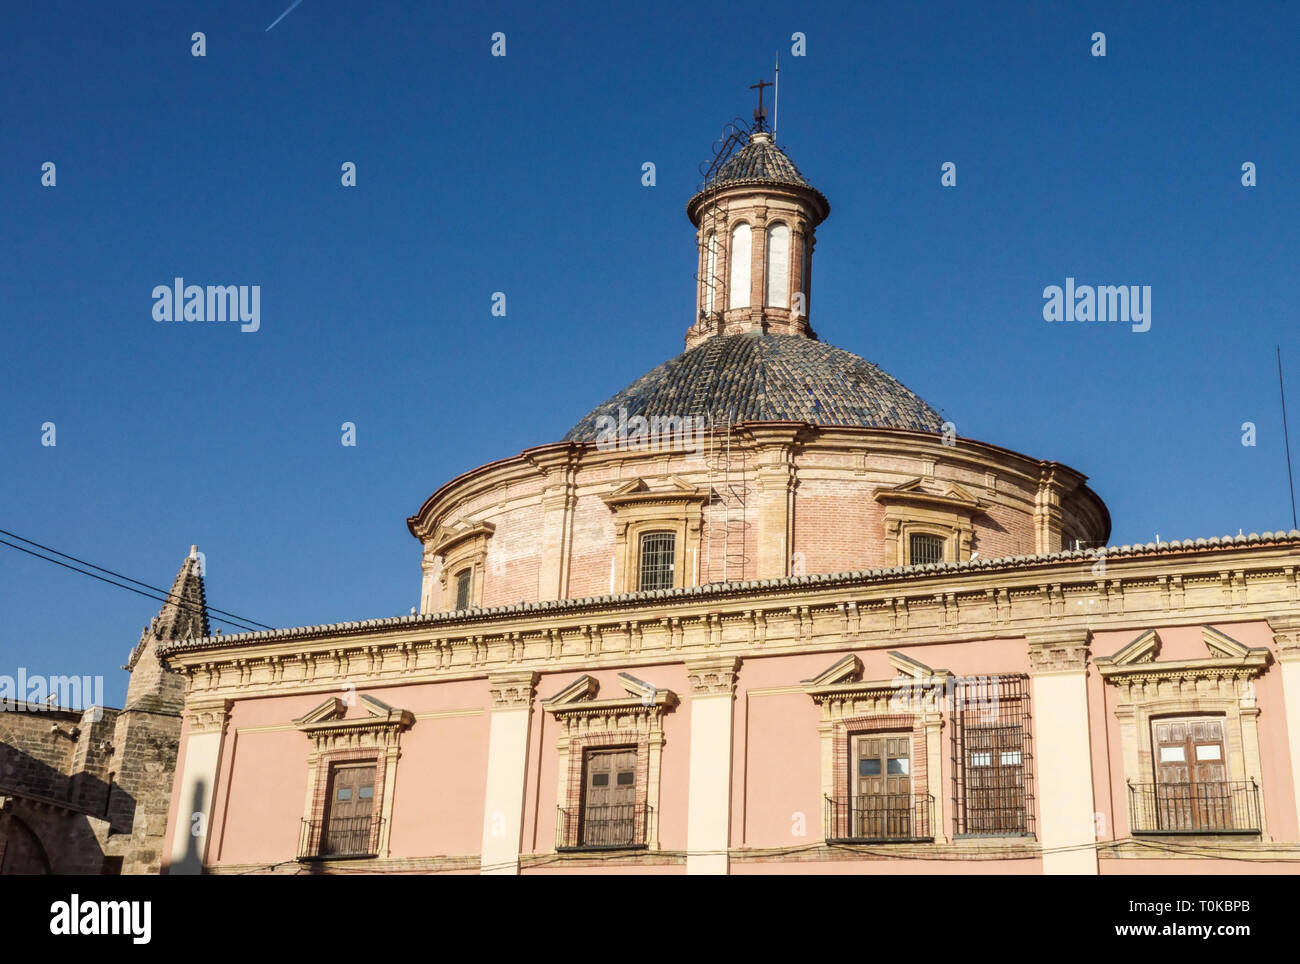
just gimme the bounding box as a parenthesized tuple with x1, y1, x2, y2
(564, 332, 945, 440)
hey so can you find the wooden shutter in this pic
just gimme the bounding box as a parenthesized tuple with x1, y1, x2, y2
(323, 764, 376, 855)
(852, 734, 912, 838)
(1153, 717, 1229, 830)
(582, 749, 638, 847)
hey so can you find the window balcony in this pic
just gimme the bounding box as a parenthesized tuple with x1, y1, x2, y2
(297, 816, 384, 860)
(556, 804, 652, 852)
(1127, 780, 1261, 835)
(824, 794, 935, 843)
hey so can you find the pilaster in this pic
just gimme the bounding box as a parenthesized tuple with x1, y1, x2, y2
(165, 697, 231, 875)
(480, 671, 538, 875)
(1271, 614, 1300, 834)
(1027, 629, 1097, 874)
(685, 655, 740, 874)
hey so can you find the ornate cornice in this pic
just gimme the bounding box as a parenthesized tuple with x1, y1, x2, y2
(161, 536, 1300, 664)
(159, 540, 1300, 706)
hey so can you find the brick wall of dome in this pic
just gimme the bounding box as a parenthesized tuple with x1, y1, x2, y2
(407, 426, 1110, 613)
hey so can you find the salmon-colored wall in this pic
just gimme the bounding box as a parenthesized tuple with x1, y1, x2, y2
(171, 620, 1299, 873)
(206, 680, 490, 866)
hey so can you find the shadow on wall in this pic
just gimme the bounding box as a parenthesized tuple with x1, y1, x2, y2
(0, 743, 136, 874)
(172, 778, 206, 874)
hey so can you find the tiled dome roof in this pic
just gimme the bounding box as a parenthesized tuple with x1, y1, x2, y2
(564, 333, 945, 440)
(711, 135, 811, 188)
(687, 132, 830, 222)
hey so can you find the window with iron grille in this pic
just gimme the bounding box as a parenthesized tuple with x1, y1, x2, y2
(638, 532, 676, 591)
(454, 568, 471, 609)
(952, 674, 1034, 836)
(909, 533, 945, 566)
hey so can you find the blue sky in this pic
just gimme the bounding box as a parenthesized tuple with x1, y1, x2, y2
(2, 1, 1297, 705)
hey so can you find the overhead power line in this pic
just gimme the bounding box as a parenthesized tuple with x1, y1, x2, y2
(0, 528, 274, 633)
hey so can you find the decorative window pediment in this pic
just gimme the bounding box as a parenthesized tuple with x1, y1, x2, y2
(294, 695, 414, 750)
(1096, 626, 1273, 839)
(428, 521, 496, 559)
(1095, 626, 1271, 684)
(875, 479, 983, 566)
(603, 478, 707, 594)
(295, 694, 413, 861)
(601, 477, 709, 512)
(428, 521, 495, 610)
(543, 674, 677, 851)
(803, 652, 950, 843)
(542, 672, 679, 717)
(802, 651, 952, 706)
(875, 478, 982, 511)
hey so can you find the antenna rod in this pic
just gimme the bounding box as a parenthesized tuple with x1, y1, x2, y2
(773, 52, 780, 137)
(1279, 346, 1298, 528)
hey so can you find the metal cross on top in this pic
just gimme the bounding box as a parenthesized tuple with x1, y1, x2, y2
(750, 78, 772, 130)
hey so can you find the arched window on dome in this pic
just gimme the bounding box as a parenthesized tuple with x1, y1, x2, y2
(765, 223, 790, 308)
(728, 223, 751, 309)
(705, 231, 719, 314)
(638, 531, 676, 592)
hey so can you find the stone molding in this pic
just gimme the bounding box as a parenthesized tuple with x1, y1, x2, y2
(488, 671, 539, 709)
(185, 698, 232, 736)
(1270, 613, 1300, 659)
(1026, 629, 1091, 676)
(163, 543, 1300, 704)
(685, 656, 740, 696)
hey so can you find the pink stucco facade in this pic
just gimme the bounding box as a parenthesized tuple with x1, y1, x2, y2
(162, 582, 1300, 874)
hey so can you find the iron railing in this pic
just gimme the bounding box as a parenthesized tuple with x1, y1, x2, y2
(298, 816, 384, 860)
(556, 804, 652, 851)
(825, 794, 935, 843)
(1128, 781, 1261, 834)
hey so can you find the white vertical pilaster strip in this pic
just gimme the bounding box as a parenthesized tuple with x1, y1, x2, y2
(685, 656, 739, 875)
(166, 698, 231, 875)
(1271, 616, 1300, 833)
(1028, 631, 1097, 875)
(480, 672, 538, 875)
